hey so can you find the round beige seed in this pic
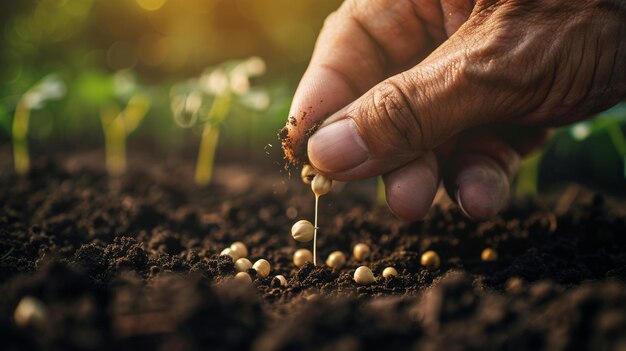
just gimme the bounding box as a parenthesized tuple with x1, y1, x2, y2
(481, 248, 498, 262)
(311, 174, 333, 196)
(14, 296, 48, 328)
(230, 242, 248, 258)
(253, 259, 271, 278)
(326, 251, 346, 269)
(234, 258, 253, 272)
(421, 250, 441, 270)
(274, 275, 288, 287)
(354, 266, 375, 285)
(301, 164, 316, 184)
(291, 220, 315, 243)
(353, 243, 370, 261)
(220, 247, 241, 261)
(382, 267, 398, 278)
(293, 248, 313, 267)
(234, 271, 252, 283)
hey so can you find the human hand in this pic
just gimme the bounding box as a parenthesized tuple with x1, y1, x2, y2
(282, 0, 626, 221)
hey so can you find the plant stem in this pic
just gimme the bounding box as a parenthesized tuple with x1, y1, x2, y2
(195, 124, 220, 186)
(12, 100, 31, 175)
(313, 195, 319, 265)
(376, 176, 386, 206)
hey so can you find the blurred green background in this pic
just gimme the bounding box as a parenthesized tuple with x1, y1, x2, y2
(0, 0, 625, 195)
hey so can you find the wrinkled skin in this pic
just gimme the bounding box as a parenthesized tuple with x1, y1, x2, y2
(283, 0, 626, 221)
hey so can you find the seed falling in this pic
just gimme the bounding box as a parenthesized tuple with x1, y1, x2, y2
(291, 220, 315, 243)
(382, 267, 398, 278)
(253, 259, 271, 278)
(220, 247, 241, 261)
(230, 241, 248, 258)
(354, 266, 375, 285)
(14, 296, 48, 328)
(420, 250, 441, 270)
(301, 164, 316, 184)
(293, 248, 313, 267)
(274, 275, 288, 287)
(234, 258, 253, 272)
(311, 174, 333, 196)
(481, 248, 498, 262)
(234, 271, 252, 283)
(326, 251, 346, 269)
(353, 243, 370, 261)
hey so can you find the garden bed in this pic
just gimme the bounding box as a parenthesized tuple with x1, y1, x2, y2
(2, 149, 626, 350)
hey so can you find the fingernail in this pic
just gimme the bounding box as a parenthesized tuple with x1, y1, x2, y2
(456, 167, 503, 221)
(455, 188, 475, 221)
(308, 119, 369, 173)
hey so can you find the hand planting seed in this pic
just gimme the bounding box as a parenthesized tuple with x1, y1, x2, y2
(325, 251, 346, 269)
(234, 258, 253, 272)
(301, 164, 316, 184)
(354, 266, 375, 285)
(293, 248, 313, 267)
(230, 241, 248, 258)
(291, 220, 315, 242)
(382, 267, 398, 278)
(253, 259, 271, 278)
(353, 243, 371, 261)
(273, 275, 288, 287)
(421, 250, 441, 270)
(481, 248, 498, 262)
(220, 248, 241, 261)
(234, 272, 252, 283)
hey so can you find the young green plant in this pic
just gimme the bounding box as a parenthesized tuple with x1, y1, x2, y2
(11, 75, 66, 175)
(170, 56, 269, 186)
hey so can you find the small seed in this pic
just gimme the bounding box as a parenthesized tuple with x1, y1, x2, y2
(230, 242, 248, 258)
(420, 250, 440, 270)
(14, 296, 48, 328)
(354, 266, 375, 285)
(293, 248, 313, 267)
(301, 164, 316, 184)
(234, 258, 253, 272)
(481, 248, 498, 262)
(291, 220, 315, 243)
(353, 243, 370, 261)
(274, 275, 288, 287)
(311, 174, 333, 196)
(220, 247, 241, 261)
(505, 277, 524, 294)
(234, 271, 252, 283)
(253, 259, 271, 278)
(382, 267, 398, 278)
(326, 251, 346, 269)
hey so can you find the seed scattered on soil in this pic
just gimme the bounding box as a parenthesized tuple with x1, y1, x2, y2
(234, 258, 253, 272)
(325, 251, 346, 269)
(421, 250, 441, 270)
(354, 266, 375, 285)
(234, 271, 252, 283)
(506, 277, 524, 294)
(253, 259, 271, 278)
(273, 275, 288, 287)
(382, 267, 398, 278)
(311, 174, 333, 196)
(353, 243, 370, 261)
(481, 248, 498, 262)
(291, 220, 315, 243)
(293, 248, 313, 267)
(301, 164, 316, 184)
(230, 241, 248, 258)
(220, 247, 241, 261)
(14, 296, 48, 328)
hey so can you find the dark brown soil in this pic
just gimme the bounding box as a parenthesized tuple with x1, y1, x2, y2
(2, 149, 626, 351)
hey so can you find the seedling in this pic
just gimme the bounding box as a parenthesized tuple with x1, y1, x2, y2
(354, 266, 375, 285)
(325, 251, 346, 269)
(382, 267, 398, 278)
(421, 250, 441, 270)
(310, 174, 333, 265)
(11, 75, 66, 175)
(353, 243, 370, 261)
(170, 56, 269, 186)
(100, 94, 150, 176)
(293, 248, 313, 267)
(253, 259, 271, 278)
